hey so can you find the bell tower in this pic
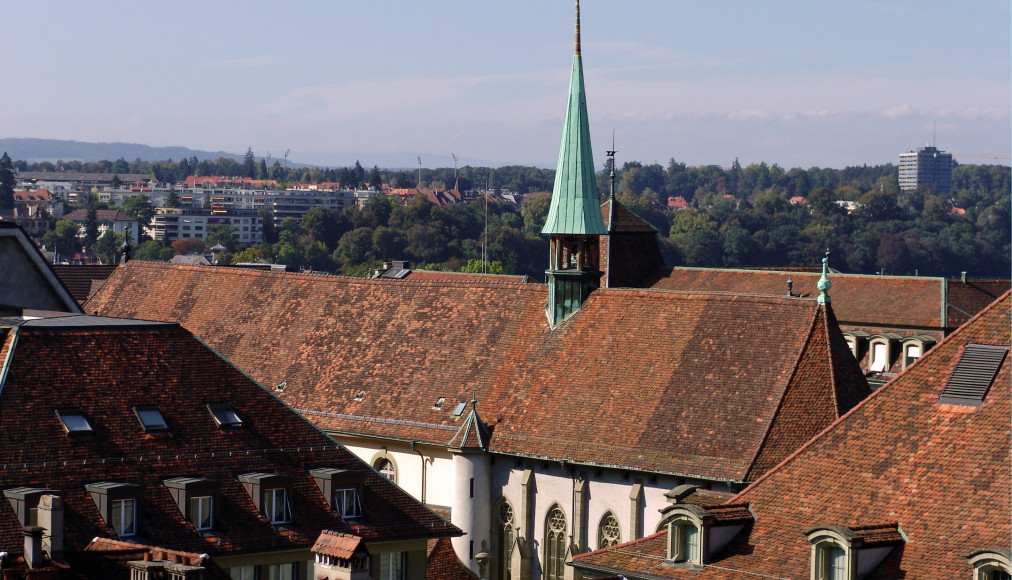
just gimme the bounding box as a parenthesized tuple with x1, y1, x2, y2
(542, 0, 607, 326)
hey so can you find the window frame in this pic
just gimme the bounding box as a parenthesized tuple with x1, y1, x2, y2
(265, 487, 292, 524)
(55, 409, 93, 433)
(206, 403, 243, 428)
(544, 505, 568, 580)
(189, 495, 214, 530)
(111, 497, 138, 537)
(335, 487, 362, 519)
(132, 405, 169, 432)
(598, 512, 622, 549)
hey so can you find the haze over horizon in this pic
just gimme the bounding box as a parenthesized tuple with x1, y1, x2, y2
(4, 1, 1009, 170)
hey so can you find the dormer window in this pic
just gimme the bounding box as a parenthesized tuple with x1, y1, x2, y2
(967, 549, 1012, 580)
(335, 488, 362, 518)
(806, 524, 904, 580)
(56, 409, 93, 433)
(669, 519, 700, 564)
(310, 468, 365, 519)
(133, 406, 168, 431)
(900, 336, 936, 371)
(86, 482, 142, 537)
(164, 477, 220, 532)
(238, 473, 294, 526)
(4, 487, 61, 526)
(867, 335, 900, 373)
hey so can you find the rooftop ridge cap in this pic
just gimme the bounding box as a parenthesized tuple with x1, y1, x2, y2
(596, 286, 820, 304)
(728, 290, 1012, 505)
(664, 265, 947, 281)
(297, 408, 459, 432)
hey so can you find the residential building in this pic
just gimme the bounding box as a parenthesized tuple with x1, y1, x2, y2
(0, 223, 461, 578)
(572, 289, 1011, 579)
(63, 209, 141, 243)
(0, 205, 49, 238)
(149, 207, 263, 244)
(898, 145, 953, 193)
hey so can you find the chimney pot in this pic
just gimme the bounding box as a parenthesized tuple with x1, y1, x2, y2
(22, 526, 44, 569)
(961, 271, 967, 284)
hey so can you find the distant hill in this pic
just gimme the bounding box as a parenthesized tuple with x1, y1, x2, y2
(0, 138, 503, 170)
(0, 138, 241, 164)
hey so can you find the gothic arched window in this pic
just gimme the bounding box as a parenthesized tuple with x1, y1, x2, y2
(544, 506, 568, 580)
(598, 512, 621, 549)
(493, 499, 515, 580)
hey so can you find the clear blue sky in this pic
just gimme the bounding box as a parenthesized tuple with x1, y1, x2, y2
(4, 1, 1009, 169)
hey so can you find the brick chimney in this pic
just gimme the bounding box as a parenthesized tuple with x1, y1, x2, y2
(37, 494, 63, 561)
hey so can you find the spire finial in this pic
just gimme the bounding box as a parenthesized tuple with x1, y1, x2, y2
(817, 249, 831, 304)
(574, 0, 581, 56)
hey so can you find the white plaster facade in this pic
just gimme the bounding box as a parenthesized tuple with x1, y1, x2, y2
(333, 436, 735, 580)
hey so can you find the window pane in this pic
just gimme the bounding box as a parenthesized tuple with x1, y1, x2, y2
(684, 524, 699, 562)
(58, 412, 92, 432)
(190, 496, 213, 530)
(266, 488, 289, 523)
(135, 407, 167, 430)
(113, 498, 136, 536)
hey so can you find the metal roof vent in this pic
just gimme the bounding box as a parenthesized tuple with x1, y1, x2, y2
(938, 344, 1008, 406)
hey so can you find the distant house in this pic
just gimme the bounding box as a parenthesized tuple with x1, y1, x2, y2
(0, 205, 49, 238)
(666, 196, 689, 210)
(63, 209, 141, 243)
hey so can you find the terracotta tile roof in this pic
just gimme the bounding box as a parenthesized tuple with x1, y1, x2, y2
(426, 537, 479, 580)
(62, 209, 136, 222)
(52, 265, 119, 304)
(86, 262, 869, 483)
(601, 199, 657, 233)
(947, 278, 1011, 327)
(573, 291, 1011, 579)
(311, 530, 362, 559)
(647, 267, 947, 330)
(0, 315, 459, 564)
(447, 401, 490, 450)
(399, 270, 530, 284)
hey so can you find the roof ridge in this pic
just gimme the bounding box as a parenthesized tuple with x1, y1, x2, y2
(729, 290, 1012, 504)
(572, 529, 667, 560)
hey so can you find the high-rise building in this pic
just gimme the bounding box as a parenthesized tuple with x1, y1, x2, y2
(898, 145, 953, 193)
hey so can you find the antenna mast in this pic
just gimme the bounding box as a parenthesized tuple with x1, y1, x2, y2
(417, 156, 422, 189)
(607, 130, 617, 201)
(452, 153, 458, 189)
(483, 174, 491, 274)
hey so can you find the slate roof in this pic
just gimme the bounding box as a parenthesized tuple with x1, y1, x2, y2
(647, 267, 949, 331)
(0, 314, 458, 568)
(572, 291, 1011, 578)
(86, 262, 869, 484)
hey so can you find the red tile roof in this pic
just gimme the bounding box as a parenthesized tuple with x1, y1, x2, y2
(946, 278, 1011, 327)
(573, 291, 1011, 578)
(312, 530, 362, 559)
(0, 315, 458, 565)
(86, 262, 869, 483)
(647, 267, 947, 330)
(426, 537, 479, 580)
(51, 265, 119, 304)
(62, 210, 136, 223)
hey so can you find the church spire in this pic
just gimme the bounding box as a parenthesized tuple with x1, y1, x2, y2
(542, 0, 607, 236)
(544, 0, 606, 326)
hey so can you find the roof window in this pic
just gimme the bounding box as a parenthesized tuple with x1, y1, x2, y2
(56, 409, 93, 433)
(453, 402, 467, 417)
(206, 403, 243, 428)
(433, 397, 445, 410)
(133, 406, 168, 431)
(938, 344, 1009, 406)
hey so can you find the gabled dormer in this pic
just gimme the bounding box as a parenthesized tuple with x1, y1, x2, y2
(542, 0, 607, 326)
(659, 485, 752, 568)
(805, 523, 905, 580)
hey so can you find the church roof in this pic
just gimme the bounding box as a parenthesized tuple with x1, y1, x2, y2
(600, 199, 658, 233)
(87, 262, 869, 484)
(541, 0, 607, 236)
(573, 291, 1011, 578)
(647, 266, 950, 330)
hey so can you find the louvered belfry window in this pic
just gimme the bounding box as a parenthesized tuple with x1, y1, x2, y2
(938, 344, 1009, 406)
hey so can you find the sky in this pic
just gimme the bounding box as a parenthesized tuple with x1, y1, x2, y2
(3, 1, 1009, 170)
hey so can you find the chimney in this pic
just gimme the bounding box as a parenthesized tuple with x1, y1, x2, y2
(961, 271, 967, 284)
(36, 494, 63, 561)
(22, 526, 44, 569)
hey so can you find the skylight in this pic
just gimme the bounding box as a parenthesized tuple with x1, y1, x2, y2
(207, 403, 243, 427)
(433, 397, 445, 410)
(56, 410, 92, 433)
(133, 406, 168, 431)
(453, 402, 467, 417)
(938, 344, 1009, 406)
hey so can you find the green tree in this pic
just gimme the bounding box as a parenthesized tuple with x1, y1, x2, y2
(336, 227, 375, 265)
(42, 220, 81, 260)
(244, 147, 256, 178)
(230, 246, 261, 264)
(93, 230, 122, 264)
(83, 207, 100, 248)
(460, 259, 504, 274)
(0, 152, 15, 210)
(369, 165, 382, 188)
(135, 240, 174, 261)
(166, 189, 181, 208)
(122, 195, 155, 229)
(110, 174, 122, 189)
(521, 193, 551, 235)
(206, 225, 239, 251)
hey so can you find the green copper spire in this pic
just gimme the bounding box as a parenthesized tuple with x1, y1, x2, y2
(542, 0, 607, 236)
(817, 250, 832, 304)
